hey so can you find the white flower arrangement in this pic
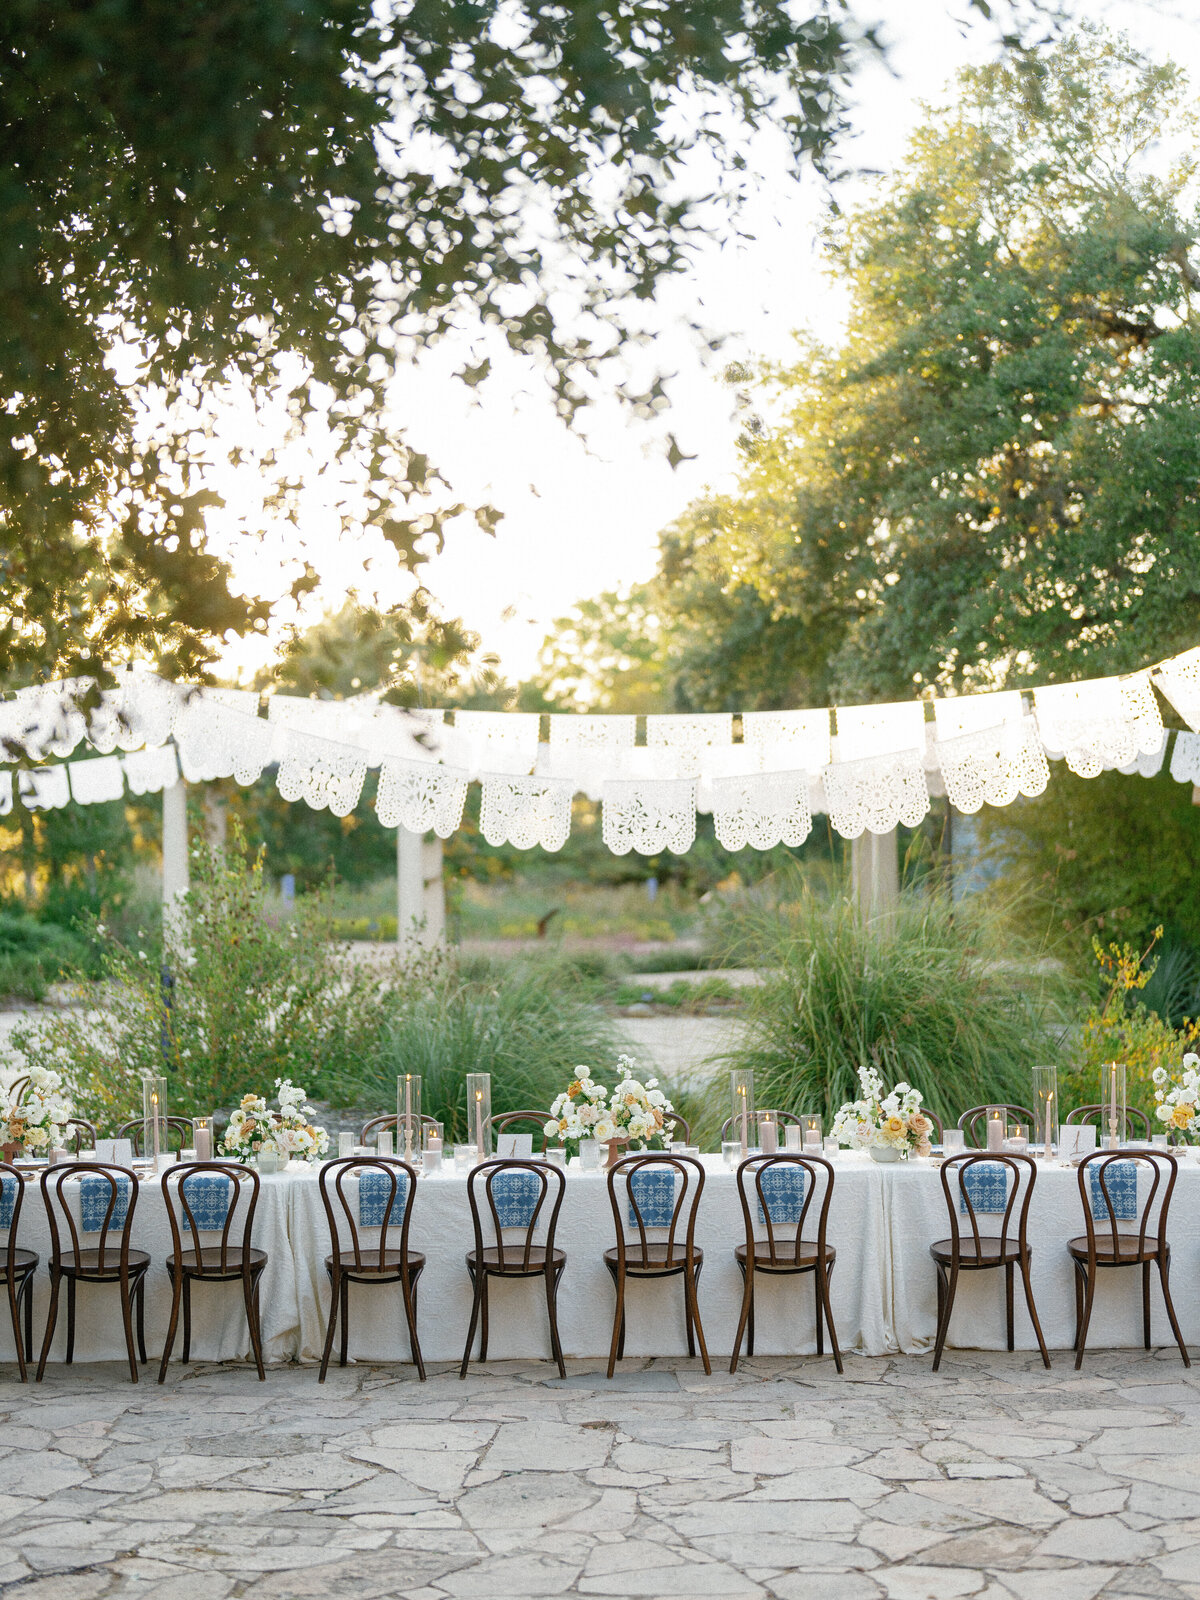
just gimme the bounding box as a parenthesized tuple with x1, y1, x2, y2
(221, 1078, 329, 1163)
(1153, 1053, 1200, 1136)
(831, 1063, 934, 1157)
(544, 1055, 677, 1151)
(3, 1065, 72, 1154)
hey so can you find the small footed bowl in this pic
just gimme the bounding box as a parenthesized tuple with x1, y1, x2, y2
(869, 1145, 904, 1164)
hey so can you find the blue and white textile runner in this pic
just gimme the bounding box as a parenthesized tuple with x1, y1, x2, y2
(0, 1174, 16, 1229)
(959, 1162, 1009, 1214)
(490, 1170, 541, 1229)
(628, 1166, 676, 1228)
(757, 1165, 806, 1226)
(359, 1170, 408, 1228)
(178, 1175, 233, 1231)
(80, 1174, 132, 1233)
(1088, 1160, 1138, 1222)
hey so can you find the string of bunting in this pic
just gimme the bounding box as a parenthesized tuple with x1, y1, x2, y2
(3, 647, 1200, 855)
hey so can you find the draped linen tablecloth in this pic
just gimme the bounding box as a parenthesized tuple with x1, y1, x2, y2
(12, 1151, 1200, 1366)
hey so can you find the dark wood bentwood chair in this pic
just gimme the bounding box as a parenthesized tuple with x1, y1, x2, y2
(461, 1158, 566, 1379)
(1071, 1150, 1189, 1370)
(159, 1162, 267, 1382)
(957, 1105, 1036, 1149)
(360, 1113, 442, 1152)
(62, 1118, 97, 1153)
(487, 1111, 551, 1153)
(931, 1153, 1049, 1372)
(604, 1153, 710, 1378)
(319, 1157, 425, 1382)
(116, 1117, 196, 1156)
(719, 1110, 803, 1143)
(0, 1163, 37, 1381)
(1064, 1105, 1152, 1141)
(730, 1154, 842, 1375)
(37, 1162, 149, 1383)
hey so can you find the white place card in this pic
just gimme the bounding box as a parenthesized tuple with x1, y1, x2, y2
(1059, 1124, 1097, 1161)
(94, 1139, 134, 1167)
(495, 1133, 533, 1159)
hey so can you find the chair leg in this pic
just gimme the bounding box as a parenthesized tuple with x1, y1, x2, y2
(815, 1269, 825, 1356)
(729, 1262, 753, 1376)
(6, 1272, 25, 1384)
(1074, 1261, 1097, 1372)
(1142, 1259, 1153, 1351)
(65, 1276, 76, 1365)
(244, 1269, 266, 1381)
(136, 1275, 147, 1365)
(747, 1288, 756, 1358)
(545, 1263, 566, 1380)
(339, 1274, 350, 1367)
(118, 1272, 139, 1384)
(605, 1268, 625, 1380)
(1020, 1251, 1051, 1370)
(36, 1269, 61, 1382)
(158, 1269, 183, 1385)
(1005, 1261, 1015, 1353)
(479, 1273, 490, 1362)
(181, 1276, 192, 1364)
(683, 1272, 696, 1359)
(460, 1264, 484, 1380)
(818, 1260, 844, 1375)
(1158, 1251, 1190, 1368)
(684, 1263, 710, 1376)
(932, 1264, 957, 1373)
(401, 1264, 426, 1382)
(22, 1274, 32, 1365)
(319, 1267, 340, 1384)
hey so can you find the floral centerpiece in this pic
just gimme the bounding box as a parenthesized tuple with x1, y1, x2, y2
(2, 1065, 72, 1159)
(221, 1078, 329, 1164)
(545, 1055, 677, 1161)
(1153, 1054, 1200, 1137)
(831, 1064, 933, 1161)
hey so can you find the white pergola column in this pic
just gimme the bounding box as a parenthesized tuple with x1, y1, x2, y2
(850, 826, 899, 928)
(397, 826, 445, 949)
(162, 776, 189, 947)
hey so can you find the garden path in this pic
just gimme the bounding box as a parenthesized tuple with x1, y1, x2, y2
(1, 1350, 1197, 1598)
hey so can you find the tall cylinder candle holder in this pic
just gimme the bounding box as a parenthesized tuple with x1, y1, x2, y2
(142, 1074, 169, 1168)
(1101, 1061, 1126, 1149)
(730, 1070, 755, 1159)
(1032, 1064, 1058, 1163)
(397, 1074, 422, 1164)
(466, 1074, 492, 1161)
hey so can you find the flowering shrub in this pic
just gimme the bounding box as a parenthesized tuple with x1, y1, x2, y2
(1, 1065, 72, 1154)
(544, 1055, 676, 1150)
(831, 1063, 933, 1156)
(220, 1078, 329, 1163)
(1153, 1053, 1200, 1135)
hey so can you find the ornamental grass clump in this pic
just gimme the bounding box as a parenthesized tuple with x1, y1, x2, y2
(717, 879, 1077, 1130)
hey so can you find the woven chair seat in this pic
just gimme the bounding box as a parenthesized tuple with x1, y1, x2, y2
(169, 1246, 268, 1278)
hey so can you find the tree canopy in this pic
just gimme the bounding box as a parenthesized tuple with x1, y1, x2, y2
(0, 0, 1033, 690)
(654, 26, 1200, 707)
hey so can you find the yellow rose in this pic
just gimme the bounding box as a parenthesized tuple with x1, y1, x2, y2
(1172, 1104, 1194, 1130)
(885, 1115, 905, 1136)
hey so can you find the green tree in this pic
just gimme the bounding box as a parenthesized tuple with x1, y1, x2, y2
(659, 27, 1200, 706)
(530, 584, 671, 713)
(3, 0, 1029, 689)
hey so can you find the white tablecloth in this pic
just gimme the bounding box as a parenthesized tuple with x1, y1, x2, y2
(11, 1152, 1200, 1365)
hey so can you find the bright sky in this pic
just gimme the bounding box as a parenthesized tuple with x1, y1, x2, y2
(216, 0, 1200, 687)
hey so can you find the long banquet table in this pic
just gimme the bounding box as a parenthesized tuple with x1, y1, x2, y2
(15, 1151, 1200, 1367)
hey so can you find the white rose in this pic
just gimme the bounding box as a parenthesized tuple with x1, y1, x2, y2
(543, 1120, 560, 1139)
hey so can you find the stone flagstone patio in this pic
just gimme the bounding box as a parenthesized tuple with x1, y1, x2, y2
(0, 1350, 1198, 1598)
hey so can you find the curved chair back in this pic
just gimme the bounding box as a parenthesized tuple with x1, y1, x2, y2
(320, 1156, 420, 1273)
(116, 1116, 195, 1156)
(466, 1158, 565, 1273)
(360, 1113, 441, 1149)
(63, 1118, 97, 1153)
(162, 1161, 259, 1273)
(487, 1110, 551, 1153)
(0, 1161, 27, 1278)
(736, 1153, 834, 1269)
(607, 1153, 704, 1272)
(958, 1105, 1035, 1148)
(1064, 1104, 1152, 1140)
(1078, 1149, 1175, 1261)
(940, 1152, 1036, 1263)
(719, 1109, 802, 1143)
(41, 1161, 139, 1273)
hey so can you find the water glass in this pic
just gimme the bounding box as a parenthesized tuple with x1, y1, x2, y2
(546, 1147, 567, 1170)
(1153, 1134, 1170, 1150)
(823, 1136, 839, 1157)
(943, 1128, 965, 1155)
(578, 1139, 600, 1172)
(179, 1148, 197, 1164)
(683, 1146, 701, 1160)
(453, 1143, 476, 1173)
(721, 1140, 741, 1170)
(784, 1125, 803, 1153)
(338, 1131, 354, 1158)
